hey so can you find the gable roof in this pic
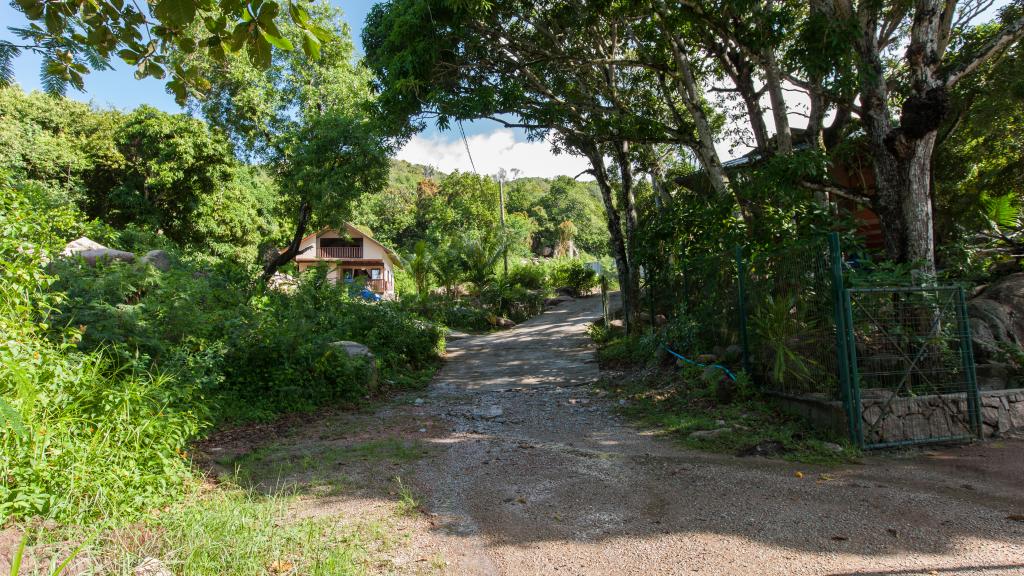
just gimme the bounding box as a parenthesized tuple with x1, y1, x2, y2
(288, 223, 401, 264)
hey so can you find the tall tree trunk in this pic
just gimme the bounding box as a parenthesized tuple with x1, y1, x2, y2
(653, 5, 730, 198)
(855, 1, 951, 276)
(583, 144, 636, 334)
(901, 131, 938, 272)
(761, 47, 793, 154)
(263, 200, 312, 282)
(613, 140, 641, 330)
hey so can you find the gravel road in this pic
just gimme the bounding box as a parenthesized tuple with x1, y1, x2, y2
(410, 295, 1024, 576)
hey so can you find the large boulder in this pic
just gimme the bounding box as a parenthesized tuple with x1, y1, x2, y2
(968, 273, 1024, 363)
(141, 249, 172, 271)
(488, 315, 516, 329)
(544, 294, 574, 307)
(76, 248, 136, 266)
(60, 236, 106, 257)
(330, 341, 374, 360)
(61, 236, 135, 266)
(329, 341, 378, 389)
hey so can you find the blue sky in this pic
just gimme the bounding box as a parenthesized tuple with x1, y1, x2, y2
(2, 1, 406, 121)
(0, 0, 591, 176)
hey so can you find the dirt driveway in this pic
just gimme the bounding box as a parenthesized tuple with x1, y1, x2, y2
(405, 295, 1024, 576)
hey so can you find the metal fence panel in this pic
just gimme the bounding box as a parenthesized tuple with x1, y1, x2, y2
(844, 286, 982, 448)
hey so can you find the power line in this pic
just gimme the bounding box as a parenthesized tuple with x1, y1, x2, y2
(458, 120, 478, 173)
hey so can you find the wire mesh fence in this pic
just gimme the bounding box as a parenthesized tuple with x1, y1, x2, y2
(743, 236, 843, 399)
(844, 286, 981, 448)
(646, 249, 741, 354)
(643, 231, 983, 448)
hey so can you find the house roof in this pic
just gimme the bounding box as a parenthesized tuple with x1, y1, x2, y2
(286, 223, 401, 265)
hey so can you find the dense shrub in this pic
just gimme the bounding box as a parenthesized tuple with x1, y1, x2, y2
(506, 263, 547, 291)
(1, 178, 446, 524)
(221, 271, 444, 420)
(1, 180, 201, 523)
(550, 259, 599, 296)
(480, 281, 546, 323)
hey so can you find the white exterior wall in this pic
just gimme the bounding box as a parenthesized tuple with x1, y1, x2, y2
(295, 225, 397, 296)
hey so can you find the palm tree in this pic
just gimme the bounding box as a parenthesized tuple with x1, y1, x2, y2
(459, 234, 505, 293)
(432, 241, 464, 300)
(400, 240, 434, 300)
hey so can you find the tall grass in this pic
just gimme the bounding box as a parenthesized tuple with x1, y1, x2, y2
(2, 178, 445, 528)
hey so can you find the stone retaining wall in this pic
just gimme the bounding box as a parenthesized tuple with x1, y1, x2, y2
(773, 388, 1024, 445)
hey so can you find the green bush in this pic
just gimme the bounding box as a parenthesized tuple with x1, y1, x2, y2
(219, 270, 444, 421)
(507, 263, 548, 291)
(663, 306, 698, 354)
(1, 178, 447, 524)
(550, 259, 598, 296)
(480, 281, 545, 323)
(1, 180, 201, 524)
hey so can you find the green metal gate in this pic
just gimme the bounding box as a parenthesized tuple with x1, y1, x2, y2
(840, 286, 982, 449)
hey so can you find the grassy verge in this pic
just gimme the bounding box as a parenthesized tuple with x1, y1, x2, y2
(594, 334, 860, 465)
(11, 484, 402, 576)
(5, 396, 442, 575)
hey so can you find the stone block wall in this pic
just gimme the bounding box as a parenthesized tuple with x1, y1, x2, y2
(773, 388, 1024, 446)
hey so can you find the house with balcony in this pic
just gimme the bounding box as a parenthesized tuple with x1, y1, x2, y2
(292, 224, 399, 298)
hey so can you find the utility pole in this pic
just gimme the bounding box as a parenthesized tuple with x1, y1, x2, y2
(498, 169, 508, 276)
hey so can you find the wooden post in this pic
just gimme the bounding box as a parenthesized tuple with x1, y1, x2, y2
(499, 173, 508, 277)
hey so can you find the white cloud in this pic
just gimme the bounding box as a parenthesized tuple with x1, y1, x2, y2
(395, 129, 592, 179)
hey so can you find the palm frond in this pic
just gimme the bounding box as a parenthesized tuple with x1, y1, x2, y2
(984, 194, 1020, 230)
(0, 42, 19, 88)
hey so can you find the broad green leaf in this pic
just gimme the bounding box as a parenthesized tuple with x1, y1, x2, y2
(247, 35, 271, 68)
(229, 23, 249, 52)
(308, 23, 332, 42)
(153, 0, 197, 28)
(289, 2, 310, 26)
(259, 27, 294, 51)
(301, 29, 320, 60)
(0, 397, 27, 441)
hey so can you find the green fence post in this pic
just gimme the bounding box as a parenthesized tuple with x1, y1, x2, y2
(828, 233, 857, 444)
(735, 245, 751, 376)
(842, 287, 865, 447)
(956, 285, 983, 438)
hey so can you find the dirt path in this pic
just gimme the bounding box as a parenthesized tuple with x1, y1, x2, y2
(407, 295, 1024, 576)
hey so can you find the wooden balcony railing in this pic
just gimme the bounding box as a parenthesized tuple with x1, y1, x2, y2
(319, 246, 362, 259)
(366, 279, 391, 293)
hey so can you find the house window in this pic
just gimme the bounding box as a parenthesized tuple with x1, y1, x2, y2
(370, 269, 382, 280)
(320, 237, 363, 248)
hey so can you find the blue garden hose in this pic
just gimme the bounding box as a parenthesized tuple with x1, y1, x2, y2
(660, 343, 737, 381)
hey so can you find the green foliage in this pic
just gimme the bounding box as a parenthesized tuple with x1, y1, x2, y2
(749, 294, 816, 387)
(0, 87, 283, 261)
(400, 240, 434, 299)
(281, 112, 390, 232)
(506, 263, 547, 291)
(596, 333, 660, 369)
(98, 486, 377, 574)
(458, 232, 505, 291)
(4, 0, 332, 102)
(526, 176, 607, 255)
(1, 181, 201, 524)
(548, 259, 598, 297)
(595, 338, 857, 465)
(222, 271, 444, 421)
(173, 0, 374, 158)
(1, 178, 445, 525)
(662, 307, 698, 355)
